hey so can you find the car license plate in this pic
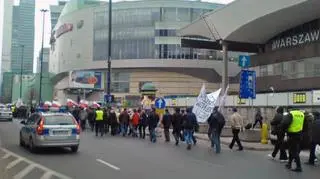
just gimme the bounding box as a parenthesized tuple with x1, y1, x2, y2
(52, 130, 70, 136)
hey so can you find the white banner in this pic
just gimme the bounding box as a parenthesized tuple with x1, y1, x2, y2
(192, 84, 221, 123)
(218, 85, 229, 114)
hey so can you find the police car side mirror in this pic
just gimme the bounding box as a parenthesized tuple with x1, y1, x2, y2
(20, 121, 26, 125)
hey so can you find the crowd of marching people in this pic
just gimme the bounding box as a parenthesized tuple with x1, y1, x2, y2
(69, 106, 200, 150)
(67, 104, 320, 172)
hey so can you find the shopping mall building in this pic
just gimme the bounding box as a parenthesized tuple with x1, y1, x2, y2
(49, 0, 243, 104)
(180, 0, 320, 107)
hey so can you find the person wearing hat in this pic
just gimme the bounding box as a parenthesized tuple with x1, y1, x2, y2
(229, 108, 244, 151)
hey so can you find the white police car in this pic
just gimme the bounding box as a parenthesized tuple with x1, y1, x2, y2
(19, 110, 80, 153)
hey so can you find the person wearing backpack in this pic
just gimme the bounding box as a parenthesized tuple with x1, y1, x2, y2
(208, 107, 225, 153)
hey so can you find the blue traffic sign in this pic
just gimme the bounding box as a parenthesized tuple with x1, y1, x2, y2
(104, 94, 113, 103)
(155, 97, 166, 109)
(238, 55, 251, 68)
(239, 70, 256, 99)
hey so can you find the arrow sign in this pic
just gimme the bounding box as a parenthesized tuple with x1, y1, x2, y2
(239, 55, 250, 68)
(155, 97, 166, 109)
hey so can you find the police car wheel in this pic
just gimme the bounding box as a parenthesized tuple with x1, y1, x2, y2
(29, 138, 37, 153)
(19, 133, 25, 147)
(71, 146, 79, 153)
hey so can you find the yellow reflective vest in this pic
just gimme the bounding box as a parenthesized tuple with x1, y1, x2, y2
(288, 110, 304, 133)
(95, 110, 104, 121)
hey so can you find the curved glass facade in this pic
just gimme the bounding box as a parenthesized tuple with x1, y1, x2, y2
(93, 2, 225, 61)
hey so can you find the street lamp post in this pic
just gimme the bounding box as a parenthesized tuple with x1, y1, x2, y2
(106, 0, 112, 105)
(39, 9, 48, 105)
(19, 45, 25, 99)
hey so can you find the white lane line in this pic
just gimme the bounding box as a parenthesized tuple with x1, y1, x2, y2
(96, 159, 120, 171)
(1, 148, 72, 179)
(6, 158, 22, 169)
(13, 164, 36, 179)
(2, 153, 10, 159)
(40, 171, 54, 179)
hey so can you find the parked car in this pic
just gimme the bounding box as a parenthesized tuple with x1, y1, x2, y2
(0, 104, 12, 121)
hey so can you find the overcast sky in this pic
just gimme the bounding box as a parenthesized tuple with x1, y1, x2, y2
(0, 0, 235, 73)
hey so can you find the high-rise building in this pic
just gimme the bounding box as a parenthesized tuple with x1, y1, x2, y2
(11, 0, 35, 74)
(1, 0, 14, 76)
(50, 1, 68, 32)
(37, 48, 50, 73)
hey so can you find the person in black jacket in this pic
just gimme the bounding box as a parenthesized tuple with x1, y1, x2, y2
(172, 108, 183, 145)
(138, 109, 147, 139)
(162, 109, 172, 142)
(207, 107, 225, 153)
(306, 111, 320, 165)
(148, 108, 159, 143)
(268, 107, 288, 161)
(252, 109, 263, 129)
(183, 108, 198, 150)
(109, 109, 118, 136)
(87, 107, 95, 131)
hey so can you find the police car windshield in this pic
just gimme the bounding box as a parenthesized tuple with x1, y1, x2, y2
(44, 115, 75, 125)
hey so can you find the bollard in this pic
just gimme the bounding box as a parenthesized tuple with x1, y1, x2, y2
(261, 123, 268, 144)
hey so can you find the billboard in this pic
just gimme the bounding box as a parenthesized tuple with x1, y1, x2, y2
(69, 71, 103, 89)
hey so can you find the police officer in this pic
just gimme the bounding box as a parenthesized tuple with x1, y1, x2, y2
(95, 107, 104, 137)
(281, 107, 305, 172)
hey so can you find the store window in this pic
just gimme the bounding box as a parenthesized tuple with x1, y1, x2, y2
(111, 72, 130, 93)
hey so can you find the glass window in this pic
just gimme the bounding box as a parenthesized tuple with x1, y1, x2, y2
(177, 8, 190, 22)
(44, 115, 76, 125)
(162, 8, 176, 21)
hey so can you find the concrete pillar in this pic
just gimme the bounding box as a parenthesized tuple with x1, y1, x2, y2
(221, 41, 228, 93)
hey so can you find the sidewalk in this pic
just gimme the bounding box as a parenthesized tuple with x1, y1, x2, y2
(194, 133, 274, 151)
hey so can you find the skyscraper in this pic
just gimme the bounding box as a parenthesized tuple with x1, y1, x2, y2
(50, 1, 68, 32)
(11, 0, 35, 74)
(1, 0, 13, 74)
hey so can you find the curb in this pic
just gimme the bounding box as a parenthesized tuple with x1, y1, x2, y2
(195, 136, 273, 151)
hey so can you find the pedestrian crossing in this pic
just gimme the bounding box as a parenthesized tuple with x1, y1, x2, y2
(0, 148, 72, 179)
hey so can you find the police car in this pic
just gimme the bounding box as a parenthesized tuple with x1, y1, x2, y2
(19, 108, 80, 153)
(0, 104, 12, 121)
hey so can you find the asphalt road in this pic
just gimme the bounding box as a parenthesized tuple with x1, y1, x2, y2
(0, 120, 319, 179)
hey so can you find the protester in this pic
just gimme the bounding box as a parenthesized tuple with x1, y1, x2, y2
(229, 108, 244, 151)
(172, 108, 183, 145)
(109, 109, 118, 136)
(131, 109, 140, 137)
(162, 109, 172, 142)
(87, 107, 95, 132)
(252, 109, 263, 129)
(269, 107, 288, 162)
(208, 107, 225, 153)
(148, 108, 160, 143)
(306, 111, 320, 165)
(138, 109, 148, 139)
(79, 107, 88, 131)
(183, 108, 198, 150)
(119, 108, 130, 137)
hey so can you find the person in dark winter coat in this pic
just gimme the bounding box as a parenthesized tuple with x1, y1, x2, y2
(87, 108, 95, 131)
(172, 108, 183, 145)
(148, 108, 160, 143)
(269, 107, 288, 161)
(306, 111, 320, 165)
(252, 110, 263, 129)
(109, 109, 118, 136)
(119, 108, 130, 137)
(72, 107, 81, 124)
(183, 108, 198, 150)
(138, 109, 148, 139)
(162, 109, 172, 142)
(207, 107, 225, 153)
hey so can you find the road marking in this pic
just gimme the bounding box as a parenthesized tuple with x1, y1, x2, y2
(40, 171, 54, 179)
(13, 164, 35, 179)
(96, 159, 120, 171)
(6, 158, 22, 169)
(1, 148, 72, 179)
(2, 153, 10, 159)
